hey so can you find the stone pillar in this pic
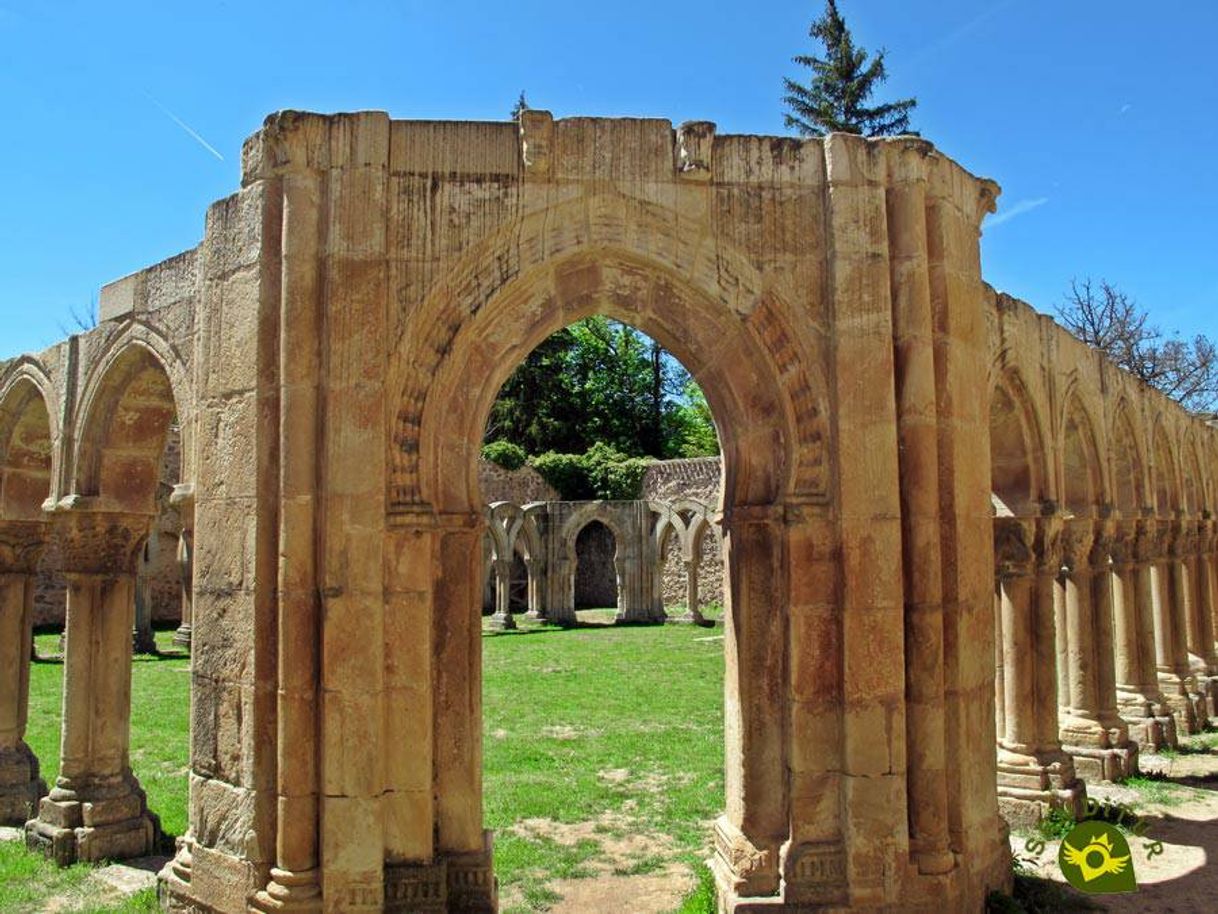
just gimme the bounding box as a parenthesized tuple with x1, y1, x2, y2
(170, 484, 195, 650)
(993, 515, 1085, 825)
(522, 557, 543, 621)
(26, 508, 160, 865)
(711, 505, 792, 903)
(132, 533, 157, 654)
(1056, 519, 1137, 782)
(432, 517, 496, 913)
(0, 520, 48, 825)
(489, 558, 515, 631)
(252, 167, 322, 913)
(1151, 520, 1201, 733)
(1184, 521, 1218, 718)
(1111, 520, 1179, 749)
(682, 557, 706, 625)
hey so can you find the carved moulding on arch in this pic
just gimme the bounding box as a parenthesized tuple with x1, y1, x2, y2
(386, 192, 826, 515)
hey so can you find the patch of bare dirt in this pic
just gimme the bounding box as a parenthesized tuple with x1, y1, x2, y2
(508, 811, 694, 913)
(1011, 748, 1218, 912)
(546, 867, 694, 914)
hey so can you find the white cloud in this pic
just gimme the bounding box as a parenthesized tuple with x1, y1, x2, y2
(985, 196, 1049, 227)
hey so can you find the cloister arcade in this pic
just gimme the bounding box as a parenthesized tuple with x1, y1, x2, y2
(481, 496, 720, 628)
(0, 110, 1215, 912)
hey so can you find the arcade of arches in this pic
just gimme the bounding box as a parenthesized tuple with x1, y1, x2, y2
(0, 111, 1215, 912)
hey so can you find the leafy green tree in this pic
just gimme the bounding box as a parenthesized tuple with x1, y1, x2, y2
(484, 318, 719, 460)
(783, 0, 917, 137)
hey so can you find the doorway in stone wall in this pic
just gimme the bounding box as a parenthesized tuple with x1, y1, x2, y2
(477, 316, 726, 911)
(405, 240, 802, 914)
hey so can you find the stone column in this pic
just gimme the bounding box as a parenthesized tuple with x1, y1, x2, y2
(711, 505, 793, 902)
(1152, 520, 1201, 733)
(522, 557, 543, 621)
(252, 168, 322, 913)
(0, 520, 48, 825)
(1057, 519, 1137, 781)
(132, 533, 157, 654)
(993, 515, 1085, 825)
(170, 484, 194, 650)
(26, 507, 160, 865)
(432, 517, 496, 912)
(1191, 521, 1218, 717)
(1113, 520, 1179, 749)
(489, 558, 515, 631)
(682, 557, 706, 625)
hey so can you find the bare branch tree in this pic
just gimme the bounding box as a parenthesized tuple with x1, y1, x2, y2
(57, 295, 99, 336)
(1056, 278, 1218, 412)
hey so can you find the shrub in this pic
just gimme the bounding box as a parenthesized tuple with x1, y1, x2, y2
(529, 451, 593, 499)
(580, 442, 652, 500)
(481, 440, 528, 471)
(528, 443, 654, 500)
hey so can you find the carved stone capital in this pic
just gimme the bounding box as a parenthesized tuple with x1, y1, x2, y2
(48, 503, 151, 576)
(1061, 518, 1096, 572)
(1034, 514, 1064, 574)
(0, 520, 49, 574)
(994, 516, 1034, 575)
(1134, 520, 1164, 565)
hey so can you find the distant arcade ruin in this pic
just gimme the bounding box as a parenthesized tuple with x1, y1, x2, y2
(1, 110, 1215, 912)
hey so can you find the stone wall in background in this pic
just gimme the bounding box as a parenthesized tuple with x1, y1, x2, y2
(645, 457, 724, 610)
(478, 458, 559, 504)
(641, 456, 721, 504)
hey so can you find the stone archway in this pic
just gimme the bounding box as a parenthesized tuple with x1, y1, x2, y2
(0, 370, 56, 825)
(395, 248, 804, 911)
(26, 340, 181, 864)
(157, 111, 1012, 913)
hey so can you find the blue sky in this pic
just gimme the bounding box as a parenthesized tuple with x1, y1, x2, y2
(1, 0, 1214, 359)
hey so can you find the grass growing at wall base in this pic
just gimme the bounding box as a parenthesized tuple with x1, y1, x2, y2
(17, 612, 725, 912)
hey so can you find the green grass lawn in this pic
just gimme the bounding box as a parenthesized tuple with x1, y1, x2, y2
(9, 613, 725, 913)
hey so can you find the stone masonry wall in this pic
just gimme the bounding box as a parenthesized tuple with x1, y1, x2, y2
(478, 459, 559, 504)
(644, 457, 724, 611)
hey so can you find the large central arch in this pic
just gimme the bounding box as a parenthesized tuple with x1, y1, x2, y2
(404, 242, 808, 903)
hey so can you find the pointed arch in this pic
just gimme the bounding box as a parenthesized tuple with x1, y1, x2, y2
(1151, 417, 1180, 516)
(1059, 390, 1105, 517)
(989, 368, 1047, 514)
(0, 364, 56, 520)
(71, 321, 194, 503)
(1109, 398, 1145, 516)
(71, 333, 185, 514)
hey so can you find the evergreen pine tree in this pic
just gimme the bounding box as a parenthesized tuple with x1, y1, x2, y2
(510, 91, 529, 121)
(783, 1, 917, 137)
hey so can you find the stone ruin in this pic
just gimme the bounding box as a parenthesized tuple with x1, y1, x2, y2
(482, 497, 721, 627)
(0, 109, 1215, 912)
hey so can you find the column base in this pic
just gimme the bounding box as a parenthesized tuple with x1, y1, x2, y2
(996, 749, 1087, 828)
(666, 608, 709, 625)
(380, 831, 497, 913)
(250, 867, 322, 912)
(708, 815, 782, 901)
(613, 607, 666, 625)
(1191, 674, 1218, 723)
(1060, 717, 1139, 782)
(134, 628, 158, 655)
(26, 778, 160, 865)
(1157, 673, 1203, 734)
(0, 742, 46, 826)
(172, 624, 193, 650)
(487, 612, 516, 631)
(159, 838, 268, 914)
